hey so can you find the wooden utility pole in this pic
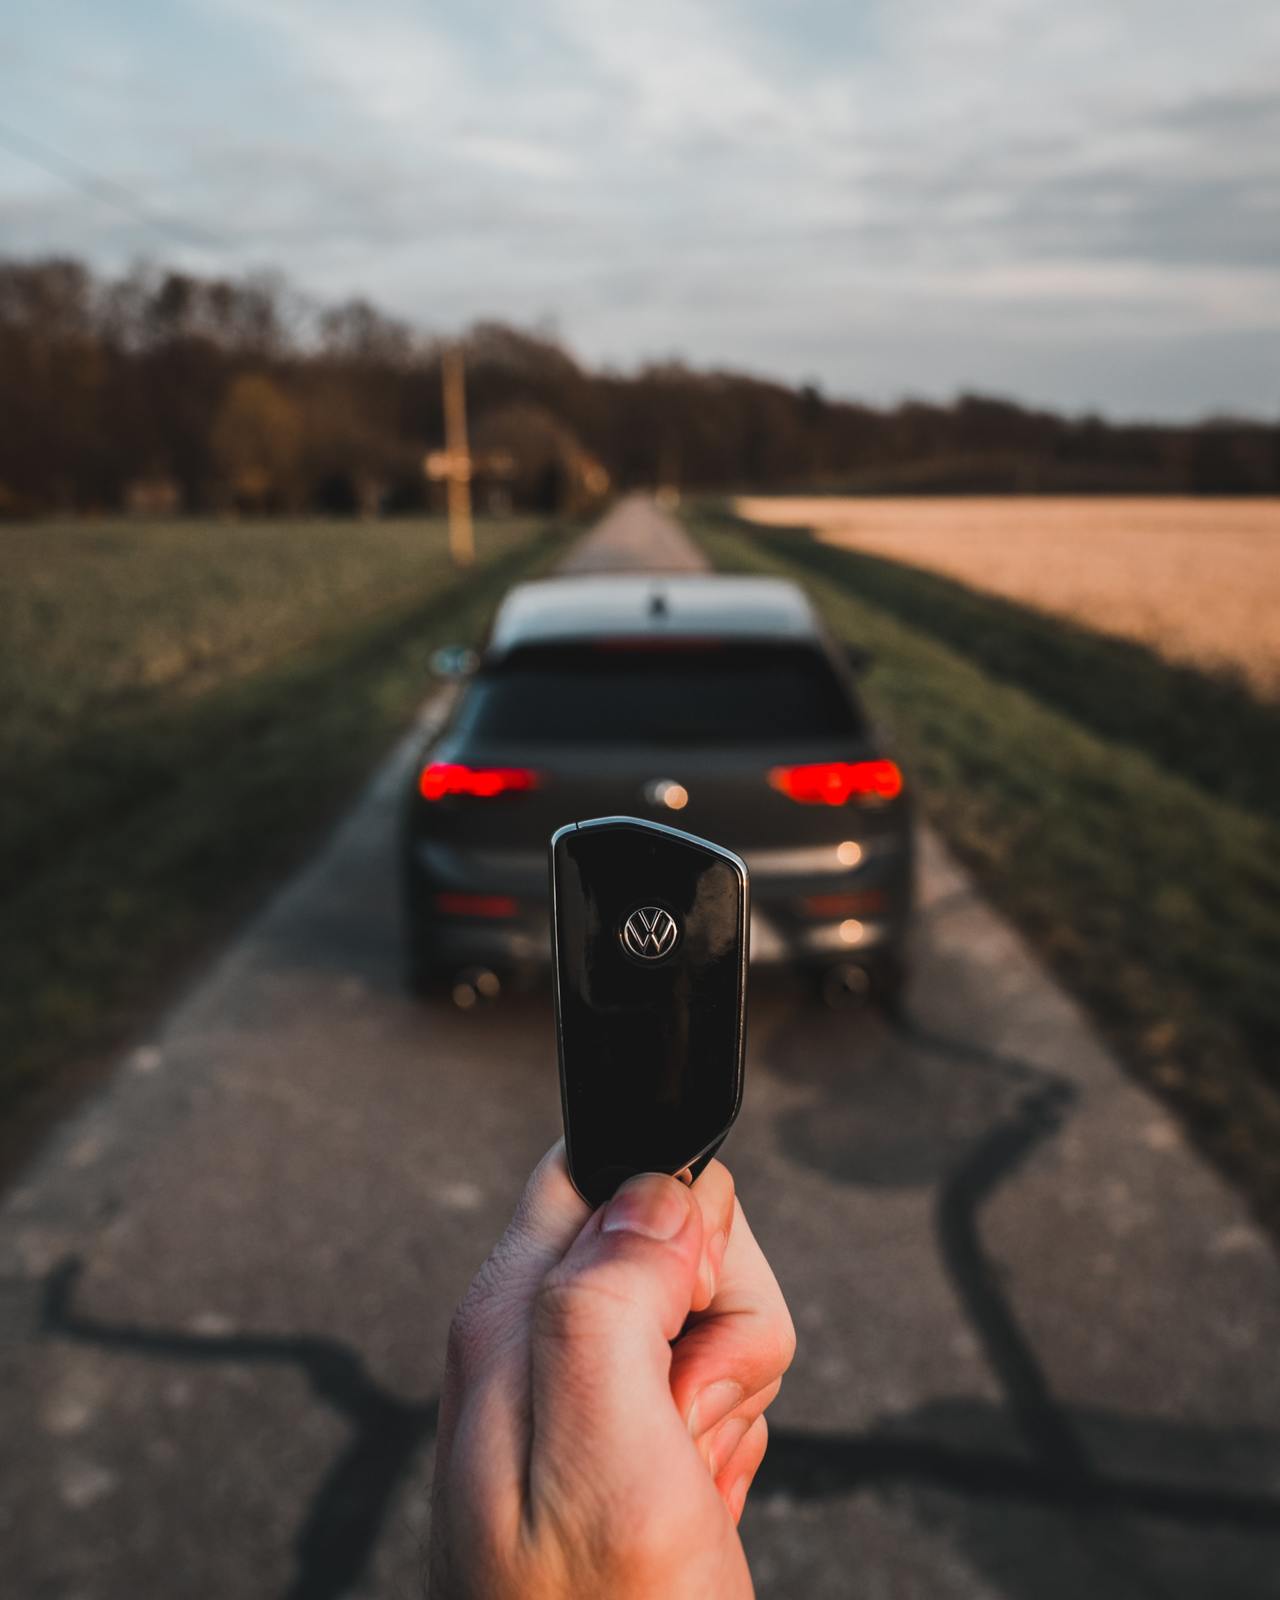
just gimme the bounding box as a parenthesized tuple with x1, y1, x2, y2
(426, 350, 516, 553)
(441, 345, 474, 567)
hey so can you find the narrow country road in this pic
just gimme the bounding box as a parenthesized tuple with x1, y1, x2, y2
(1, 497, 1277, 1599)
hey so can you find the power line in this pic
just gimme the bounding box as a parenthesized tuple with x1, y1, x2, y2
(0, 116, 227, 253)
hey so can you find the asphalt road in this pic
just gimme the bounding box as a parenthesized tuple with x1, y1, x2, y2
(2, 498, 1278, 1599)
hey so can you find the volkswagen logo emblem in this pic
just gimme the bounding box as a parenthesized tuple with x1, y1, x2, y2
(621, 905, 680, 962)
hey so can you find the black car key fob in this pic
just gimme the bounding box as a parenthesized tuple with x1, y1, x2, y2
(550, 816, 749, 1207)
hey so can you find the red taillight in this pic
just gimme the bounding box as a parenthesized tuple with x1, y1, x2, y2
(434, 892, 519, 918)
(419, 763, 539, 801)
(800, 890, 888, 918)
(768, 760, 903, 805)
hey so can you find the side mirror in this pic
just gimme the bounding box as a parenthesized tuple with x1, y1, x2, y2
(430, 644, 479, 680)
(845, 643, 875, 675)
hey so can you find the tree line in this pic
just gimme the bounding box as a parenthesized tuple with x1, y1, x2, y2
(2, 255, 1276, 518)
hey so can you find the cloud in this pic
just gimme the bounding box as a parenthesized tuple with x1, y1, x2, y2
(1, 0, 1276, 415)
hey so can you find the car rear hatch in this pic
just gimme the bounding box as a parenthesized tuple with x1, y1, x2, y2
(411, 637, 907, 894)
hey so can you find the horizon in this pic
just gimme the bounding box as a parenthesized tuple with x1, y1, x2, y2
(9, 249, 1279, 432)
(3, 0, 1278, 423)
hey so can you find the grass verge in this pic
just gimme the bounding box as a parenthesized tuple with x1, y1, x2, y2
(0, 519, 570, 1139)
(688, 509, 1280, 1239)
(731, 523, 1280, 821)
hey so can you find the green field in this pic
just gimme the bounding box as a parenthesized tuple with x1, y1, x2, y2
(687, 508, 1280, 1239)
(0, 516, 569, 1135)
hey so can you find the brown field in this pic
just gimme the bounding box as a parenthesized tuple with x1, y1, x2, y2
(735, 497, 1280, 697)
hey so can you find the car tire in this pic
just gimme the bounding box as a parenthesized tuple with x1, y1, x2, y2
(405, 955, 443, 1000)
(875, 949, 910, 1020)
(404, 953, 441, 1000)
(403, 899, 444, 999)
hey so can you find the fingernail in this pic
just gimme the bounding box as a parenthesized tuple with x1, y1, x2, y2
(687, 1378, 743, 1438)
(728, 1472, 751, 1523)
(707, 1414, 750, 1478)
(601, 1175, 690, 1241)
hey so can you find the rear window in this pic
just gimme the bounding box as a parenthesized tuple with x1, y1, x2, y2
(456, 641, 864, 745)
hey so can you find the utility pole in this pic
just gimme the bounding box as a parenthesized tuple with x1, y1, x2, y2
(426, 346, 516, 553)
(441, 344, 474, 568)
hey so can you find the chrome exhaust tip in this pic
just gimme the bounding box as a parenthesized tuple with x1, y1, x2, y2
(820, 962, 872, 1011)
(451, 967, 502, 1010)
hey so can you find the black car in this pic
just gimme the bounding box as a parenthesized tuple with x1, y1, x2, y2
(402, 574, 913, 1008)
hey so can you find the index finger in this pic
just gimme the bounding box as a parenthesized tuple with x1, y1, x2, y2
(436, 1143, 588, 1470)
(668, 1198, 796, 1433)
(687, 1158, 736, 1312)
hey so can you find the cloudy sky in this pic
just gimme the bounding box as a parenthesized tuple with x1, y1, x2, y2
(3, 0, 1278, 418)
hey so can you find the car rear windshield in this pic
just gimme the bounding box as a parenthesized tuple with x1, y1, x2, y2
(457, 641, 865, 744)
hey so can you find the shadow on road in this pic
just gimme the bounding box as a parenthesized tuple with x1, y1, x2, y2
(41, 995, 1280, 1599)
(42, 1260, 438, 1600)
(757, 994, 1280, 1595)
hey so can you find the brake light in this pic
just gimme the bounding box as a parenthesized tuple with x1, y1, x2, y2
(768, 760, 903, 805)
(419, 763, 539, 800)
(434, 892, 518, 918)
(800, 890, 888, 918)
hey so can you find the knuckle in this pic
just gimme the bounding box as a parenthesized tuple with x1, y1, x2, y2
(446, 1250, 529, 1381)
(771, 1305, 798, 1374)
(533, 1267, 630, 1346)
(444, 1292, 482, 1381)
(755, 1376, 783, 1412)
(704, 1159, 735, 1209)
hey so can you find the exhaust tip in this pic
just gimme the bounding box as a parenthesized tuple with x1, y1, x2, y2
(820, 962, 872, 1011)
(451, 967, 502, 1010)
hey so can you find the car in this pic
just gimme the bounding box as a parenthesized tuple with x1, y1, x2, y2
(401, 573, 913, 1009)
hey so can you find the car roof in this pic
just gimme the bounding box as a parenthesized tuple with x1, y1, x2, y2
(488, 574, 821, 656)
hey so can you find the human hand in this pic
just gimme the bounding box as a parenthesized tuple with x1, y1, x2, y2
(428, 1144, 795, 1599)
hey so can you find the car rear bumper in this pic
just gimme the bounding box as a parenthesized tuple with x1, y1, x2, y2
(405, 835, 912, 973)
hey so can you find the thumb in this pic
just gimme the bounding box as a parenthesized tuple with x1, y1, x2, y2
(528, 1173, 703, 1499)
